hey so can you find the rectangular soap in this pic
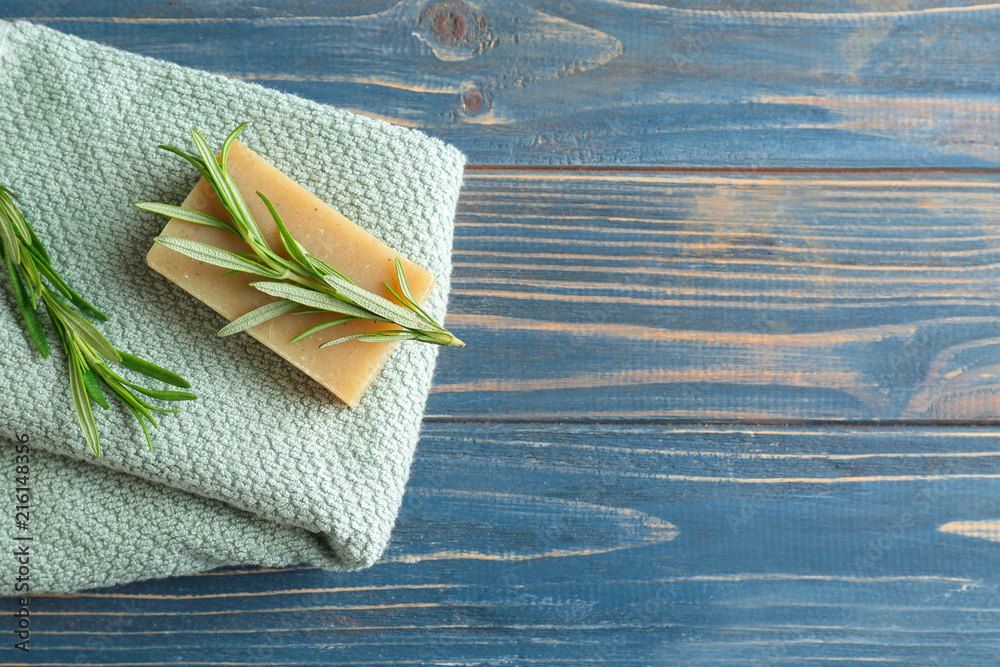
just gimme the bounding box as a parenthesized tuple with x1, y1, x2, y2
(146, 141, 435, 407)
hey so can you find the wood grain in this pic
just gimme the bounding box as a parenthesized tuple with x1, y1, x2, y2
(6, 0, 1000, 166)
(20, 424, 1000, 665)
(430, 170, 1000, 421)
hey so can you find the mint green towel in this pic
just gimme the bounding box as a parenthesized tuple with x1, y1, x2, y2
(0, 20, 465, 593)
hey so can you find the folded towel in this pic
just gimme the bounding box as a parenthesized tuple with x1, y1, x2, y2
(0, 20, 464, 593)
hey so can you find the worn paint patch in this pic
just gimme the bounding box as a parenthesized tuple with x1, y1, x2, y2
(939, 520, 1000, 541)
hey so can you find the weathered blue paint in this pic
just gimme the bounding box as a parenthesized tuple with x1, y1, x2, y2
(5, 1, 1000, 166)
(17, 425, 1000, 664)
(3, 1, 1000, 665)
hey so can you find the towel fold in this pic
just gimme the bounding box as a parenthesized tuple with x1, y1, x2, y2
(0, 20, 464, 593)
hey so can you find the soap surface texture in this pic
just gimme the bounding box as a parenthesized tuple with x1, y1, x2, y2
(147, 141, 435, 407)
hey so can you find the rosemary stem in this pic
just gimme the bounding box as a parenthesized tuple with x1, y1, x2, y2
(148, 125, 466, 350)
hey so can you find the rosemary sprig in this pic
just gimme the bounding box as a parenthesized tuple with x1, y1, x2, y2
(137, 124, 464, 348)
(0, 185, 196, 457)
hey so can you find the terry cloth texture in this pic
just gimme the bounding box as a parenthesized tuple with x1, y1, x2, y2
(0, 20, 465, 593)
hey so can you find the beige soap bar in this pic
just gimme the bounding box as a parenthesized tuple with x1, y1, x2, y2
(146, 141, 435, 407)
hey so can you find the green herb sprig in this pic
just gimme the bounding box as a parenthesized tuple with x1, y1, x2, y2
(136, 123, 464, 348)
(0, 186, 196, 457)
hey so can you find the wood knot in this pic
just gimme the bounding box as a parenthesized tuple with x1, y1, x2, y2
(461, 87, 486, 114)
(434, 9, 468, 44)
(419, 1, 493, 53)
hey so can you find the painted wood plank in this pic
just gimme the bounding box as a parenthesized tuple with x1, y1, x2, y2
(429, 169, 1000, 421)
(18, 424, 1000, 665)
(2, 0, 999, 166)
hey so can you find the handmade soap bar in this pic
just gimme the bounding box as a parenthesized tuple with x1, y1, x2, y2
(146, 141, 435, 407)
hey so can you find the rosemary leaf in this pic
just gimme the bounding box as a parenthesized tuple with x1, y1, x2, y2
(392, 257, 439, 327)
(68, 296, 110, 323)
(318, 332, 370, 347)
(125, 402, 154, 450)
(321, 272, 430, 332)
(288, 316, 358, 343)
(107, 381, 160, 425)
(319, 331, 418, 346)
(44, 292, 122, 363)
(217, 298, 301, 337)
(17, 257, 41, 308)
(190, 129, 262, 246)
(153, 236, 284, 278)
(136, 202, 234, 232)
(220, 121, 249, 169)
(25, 245, 108, 321)
(394, 257, 416, 306)
(252, 281, 376, 319)
(23, 218, 52, 265)
(96, 362, 195, 402)
(67, 349, 101, 457)
(0, 194, 31, 244)
(120, 383, 197, 402)
(359, 332, 419, 342)
(81, 367, 111, 409)
(256, 191, 312, 271)
(304, 253, 353, 285)
(117, 351, 191, 388)
(7, 258, 49, 358)
(157, 144, 212, 182)
(0, 200, 20, 266)
(125, 394, 159, 428)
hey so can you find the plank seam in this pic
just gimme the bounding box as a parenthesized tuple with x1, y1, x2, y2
(421, 416, 1000, 427)
(463, 166, 1000, 174)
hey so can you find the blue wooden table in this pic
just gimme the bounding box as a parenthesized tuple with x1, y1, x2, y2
(5, 1, 1000, 664)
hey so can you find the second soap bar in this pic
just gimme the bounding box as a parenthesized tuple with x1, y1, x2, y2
(146, 141, 436, 407)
